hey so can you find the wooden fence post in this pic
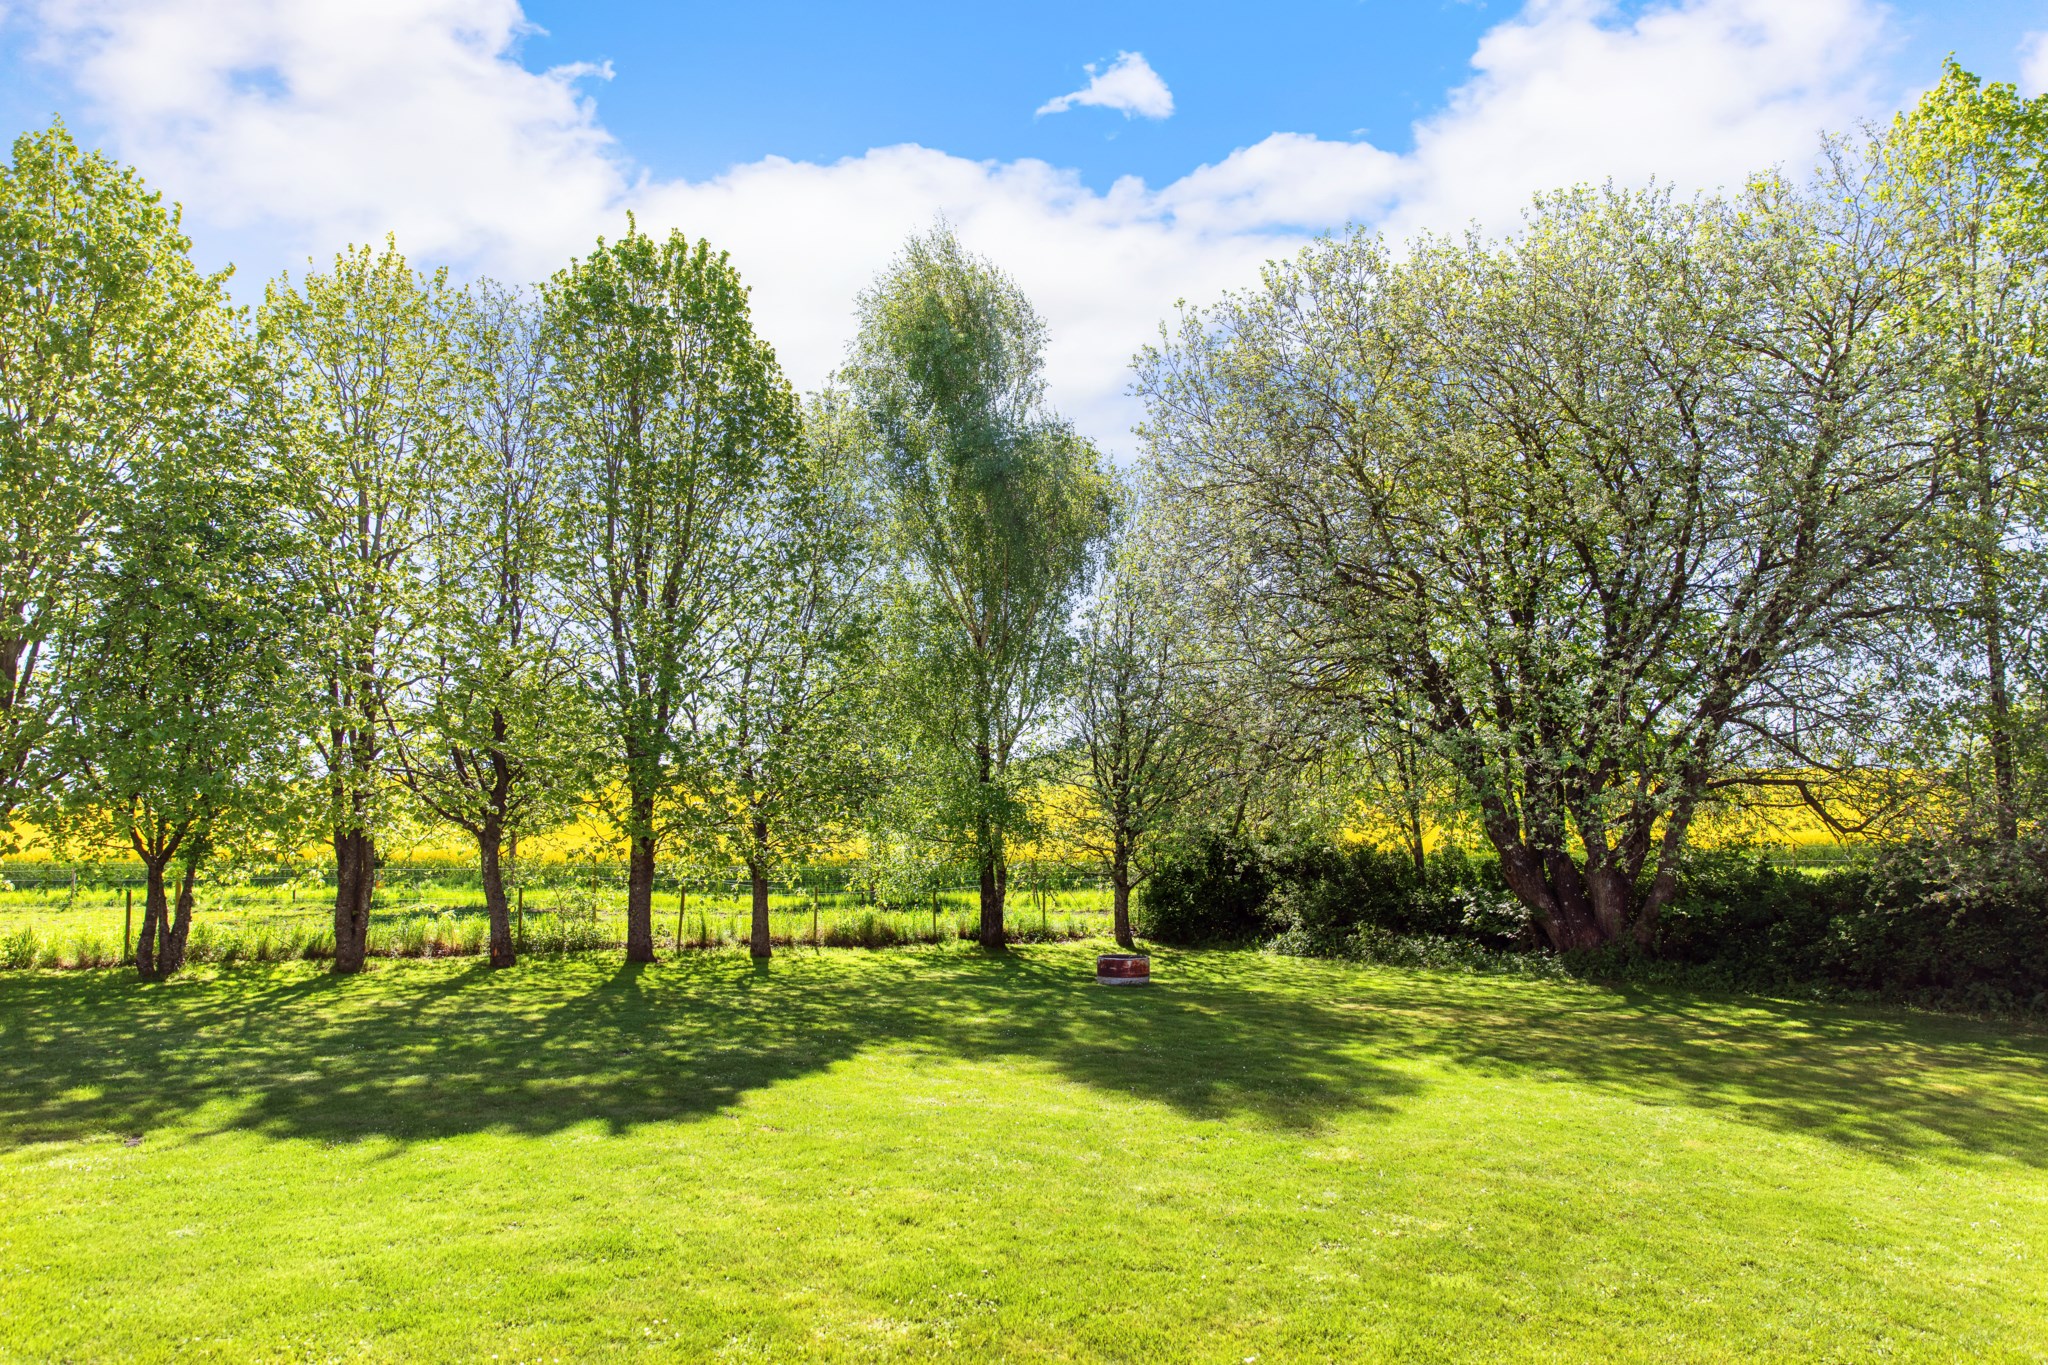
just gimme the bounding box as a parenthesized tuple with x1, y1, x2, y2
(124, 889, 133, 964)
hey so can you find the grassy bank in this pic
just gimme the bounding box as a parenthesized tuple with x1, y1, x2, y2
(3, 946, 2046, 1361)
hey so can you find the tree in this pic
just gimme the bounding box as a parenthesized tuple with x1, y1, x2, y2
(546, 222, 794, 963)
(262, 242, 462, 974)
(1067, 526, 1215, 950)
(695, 390, 879, 959)
(44, 318, 295, 978)
(389, 283, 593, 968)
(0, 121, 232, 835)
(1878, 63, 2048, 846)
(1139, 182, 1935, 951)
(848, 226, 1114, 947)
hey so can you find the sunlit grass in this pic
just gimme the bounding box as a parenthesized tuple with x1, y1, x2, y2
(3, 946, 2045, 1360)
(0, 881, 1114, 967)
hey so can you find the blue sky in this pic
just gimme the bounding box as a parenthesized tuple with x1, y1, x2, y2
(509, 1, 2042, 187)
(3, 0, 2045, 447)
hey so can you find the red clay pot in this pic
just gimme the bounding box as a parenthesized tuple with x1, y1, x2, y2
(1096, 953, 1151, 986)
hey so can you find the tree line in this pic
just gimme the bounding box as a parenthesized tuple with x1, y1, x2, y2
(5, 62, 2046, 984)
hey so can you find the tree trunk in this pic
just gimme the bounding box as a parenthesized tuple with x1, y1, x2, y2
(748, 861, 772, 959)
(479, 822, 515, 969)
(160, 857, 198, 975)
(136, 858, 168, 979)
(1111, 853, 1135, 952)
(1968, 416, 2020, 844)
(1492, 843, 1604, 952)
(625, 836, 657, 965)
(332, 828, 374, 974)
(978, 851, 1006, 948)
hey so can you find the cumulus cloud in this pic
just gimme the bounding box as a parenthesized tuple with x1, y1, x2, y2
(1384, 0, 1889, 240)
(1036, 50, 1175, 120)
(9, 0, 1900, 450)
(2021, 31, 2048, 96)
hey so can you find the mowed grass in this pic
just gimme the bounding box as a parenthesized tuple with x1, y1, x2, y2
(2, 946, 2046, 1362)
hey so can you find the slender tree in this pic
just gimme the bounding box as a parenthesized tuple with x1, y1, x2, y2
(45, 317, 295, 978)
(546, 222, 794, 963)
(1879, 64, 2048, 845)
(0, 121, 232, 835)
(1067, 527, 1214, 950)
(695, 391, 879, 959)
(262, 242, 461, 974)
(848, 226, 1114, 947)
(390, 283, 593, 968)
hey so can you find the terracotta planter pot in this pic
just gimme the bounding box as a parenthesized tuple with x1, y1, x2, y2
(1096, 953, 1151, 986)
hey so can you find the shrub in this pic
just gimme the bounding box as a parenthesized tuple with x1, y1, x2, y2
(2, 925, 36, 970)
(822, 912, 903, 948)
(1134, 833, 1273, 944)
(67, 930, 118, 969)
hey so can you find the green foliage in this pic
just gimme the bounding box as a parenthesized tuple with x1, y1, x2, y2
(0, 119, 236, 833)
(544, 218, 795, 955)
(1140, 176, 1934, 952)
(849, 225, 1114, 930)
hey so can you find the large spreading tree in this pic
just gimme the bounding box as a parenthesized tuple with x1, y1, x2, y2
(1139, 181, 1936, 950)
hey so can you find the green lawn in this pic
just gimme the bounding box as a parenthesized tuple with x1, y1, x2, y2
(2, 945, 2045, 1362)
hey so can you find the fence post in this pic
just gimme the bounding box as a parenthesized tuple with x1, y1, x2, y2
(124, 889, 133, 964)
(516, 886, 525, 952)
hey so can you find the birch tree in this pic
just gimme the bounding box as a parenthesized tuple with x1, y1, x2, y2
(1067, 529, 1214, 950)
(1879, 63, 2048, 844)
(848, 226, 1114, 947)
(694, 391, 879, 959)
(390, 284, 593, 968)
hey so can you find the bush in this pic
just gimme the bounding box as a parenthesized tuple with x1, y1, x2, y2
(1134, 833, 1274, 944)
(2, 925, 37, 970)
(822, 911, 904, 948)
(1581, 842, 2048, 1012)
(1140, 831, 1524, 950)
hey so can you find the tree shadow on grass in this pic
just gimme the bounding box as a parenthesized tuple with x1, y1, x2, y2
(0, 947, 1418, 1149)
(1305, 964, 2048, 1168)
(2, 947, 2045, 1168)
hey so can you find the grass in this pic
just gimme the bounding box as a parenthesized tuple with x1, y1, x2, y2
(0, 882, 1112, 967)
(3, 946, 2047, 1361)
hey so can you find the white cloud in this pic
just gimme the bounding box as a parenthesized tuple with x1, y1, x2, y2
(10, 0, 1900, 451)
(1036, 51, 1175, 120)
(2021, 31, 2048, 96)
(1384, 0, 1889, 240)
